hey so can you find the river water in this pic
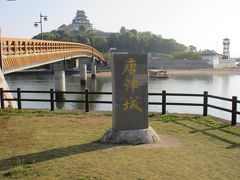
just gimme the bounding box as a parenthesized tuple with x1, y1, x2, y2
(5, 72, 240, 122)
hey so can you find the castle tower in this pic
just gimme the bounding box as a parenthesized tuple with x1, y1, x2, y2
(69, 10, 92, 32)
(223, 38, 230, 59)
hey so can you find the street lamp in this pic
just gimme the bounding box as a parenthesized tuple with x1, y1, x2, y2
(34, 13, 48, 40)
(91, 27, 94, 62)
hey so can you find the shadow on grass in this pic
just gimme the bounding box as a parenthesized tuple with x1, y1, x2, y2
(191, 122, 240, 137)
(0, 141, 118, 172)
(150, 114, 240, 148)
(172, 121, 240, 149)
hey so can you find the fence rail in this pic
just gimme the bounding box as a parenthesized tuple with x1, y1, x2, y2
(0, 88, 239, 126)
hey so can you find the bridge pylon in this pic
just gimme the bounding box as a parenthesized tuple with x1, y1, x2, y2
(0, 69, 17, 108)
(53, 61, 66, 103)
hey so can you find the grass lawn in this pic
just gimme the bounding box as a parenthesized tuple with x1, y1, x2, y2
(0, 109, 239, 179)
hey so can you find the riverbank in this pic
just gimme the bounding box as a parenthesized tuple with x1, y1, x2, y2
(96, 68, 240, 77)
(166, 68, 240, 75)
(0, 110, 239, 179)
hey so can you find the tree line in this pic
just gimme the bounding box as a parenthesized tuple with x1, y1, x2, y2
(33, 25, 202, 60)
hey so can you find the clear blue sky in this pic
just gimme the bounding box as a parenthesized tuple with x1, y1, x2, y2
(0, 0, 239, 56)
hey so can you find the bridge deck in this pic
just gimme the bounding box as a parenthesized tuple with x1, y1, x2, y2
(0, 38, 105, 74)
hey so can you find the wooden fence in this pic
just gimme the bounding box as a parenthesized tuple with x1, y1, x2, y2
(0, 88, 239, 126)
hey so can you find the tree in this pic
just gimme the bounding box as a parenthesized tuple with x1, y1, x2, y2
(172, 51, 202, 60)
(188, 45, 197, 52)
(120, 26, 127, 34)
(148, 35, 163, 53)
(94, 36, 108, 52)
(32, 24, 193, 55)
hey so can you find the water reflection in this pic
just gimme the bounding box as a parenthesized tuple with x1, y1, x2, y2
(56, 101, 65, 109)
(63, 74, 111, 110)
(5, 72, 240, 122)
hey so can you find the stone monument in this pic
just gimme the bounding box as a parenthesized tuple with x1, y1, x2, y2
(100, 54, 160, 144)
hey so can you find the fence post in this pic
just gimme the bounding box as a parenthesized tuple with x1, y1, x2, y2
(17, 88, 22, 110)
(0, 88, 4, 109)
(231, 96, 237, 126)
(203, 91, 208, 116)
(85, 88, 89, 112)
(162, 90, 166, 115)
(50, 89, 54, 111)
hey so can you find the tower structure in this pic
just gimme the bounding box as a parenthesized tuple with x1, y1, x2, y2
(223, 38, 230, 59)
(69, 10, 92, 32)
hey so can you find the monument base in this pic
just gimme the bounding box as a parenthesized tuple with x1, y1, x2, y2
(99, 126, 160, 145)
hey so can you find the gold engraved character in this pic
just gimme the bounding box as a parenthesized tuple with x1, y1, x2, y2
(122, 58, 137, 76)
(124, 79, 138, 94)
(123, 97, 142, 112)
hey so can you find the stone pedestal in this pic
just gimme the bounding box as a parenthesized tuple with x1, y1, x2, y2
(100, 126, 160, 144)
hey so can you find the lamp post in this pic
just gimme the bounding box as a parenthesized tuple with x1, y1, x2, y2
(91, 27, 94, 62)
(88, 27, 96, 79)
(34, 13, 48, 40)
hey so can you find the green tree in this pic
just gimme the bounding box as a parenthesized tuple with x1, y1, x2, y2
(32, 25, 193, 56)
(120, 26, 127, 34)
(188, 45, 197, 52)
(94, 36, 108, 52)
(107, 33, 119, 49)
(172, 51, 202, 60)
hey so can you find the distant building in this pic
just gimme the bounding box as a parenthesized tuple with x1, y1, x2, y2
(202, 49, 236, 68)
(69, 10, 92, 32)
(202, 50, 222, 62)
(222, 38, 230, 59)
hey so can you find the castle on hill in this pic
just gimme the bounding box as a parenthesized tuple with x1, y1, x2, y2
(69, 10, 92, 31)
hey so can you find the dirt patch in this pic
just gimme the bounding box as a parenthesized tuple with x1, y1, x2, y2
(0, 119, 8, 128)
(96, 134, 182, 150)
(135, 134, 182, 149)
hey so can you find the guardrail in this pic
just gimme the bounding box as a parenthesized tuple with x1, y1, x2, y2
(0, 37, 105, 71)
(0, 88, 239, 126)
(1, 38, 104, 59)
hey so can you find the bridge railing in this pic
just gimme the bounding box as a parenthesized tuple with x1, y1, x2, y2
(1, 37, 104, 60)
(0, 88, 239, 126)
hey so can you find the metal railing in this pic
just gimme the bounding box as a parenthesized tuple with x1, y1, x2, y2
(0, 88, 239, 126)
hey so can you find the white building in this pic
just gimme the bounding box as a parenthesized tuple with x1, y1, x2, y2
(202, 50, 222, 62)
(69, 10, 92, 32)
(202, 50, 236, 68)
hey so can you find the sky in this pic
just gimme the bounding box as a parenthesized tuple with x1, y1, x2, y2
(0, 0, 240, 56)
